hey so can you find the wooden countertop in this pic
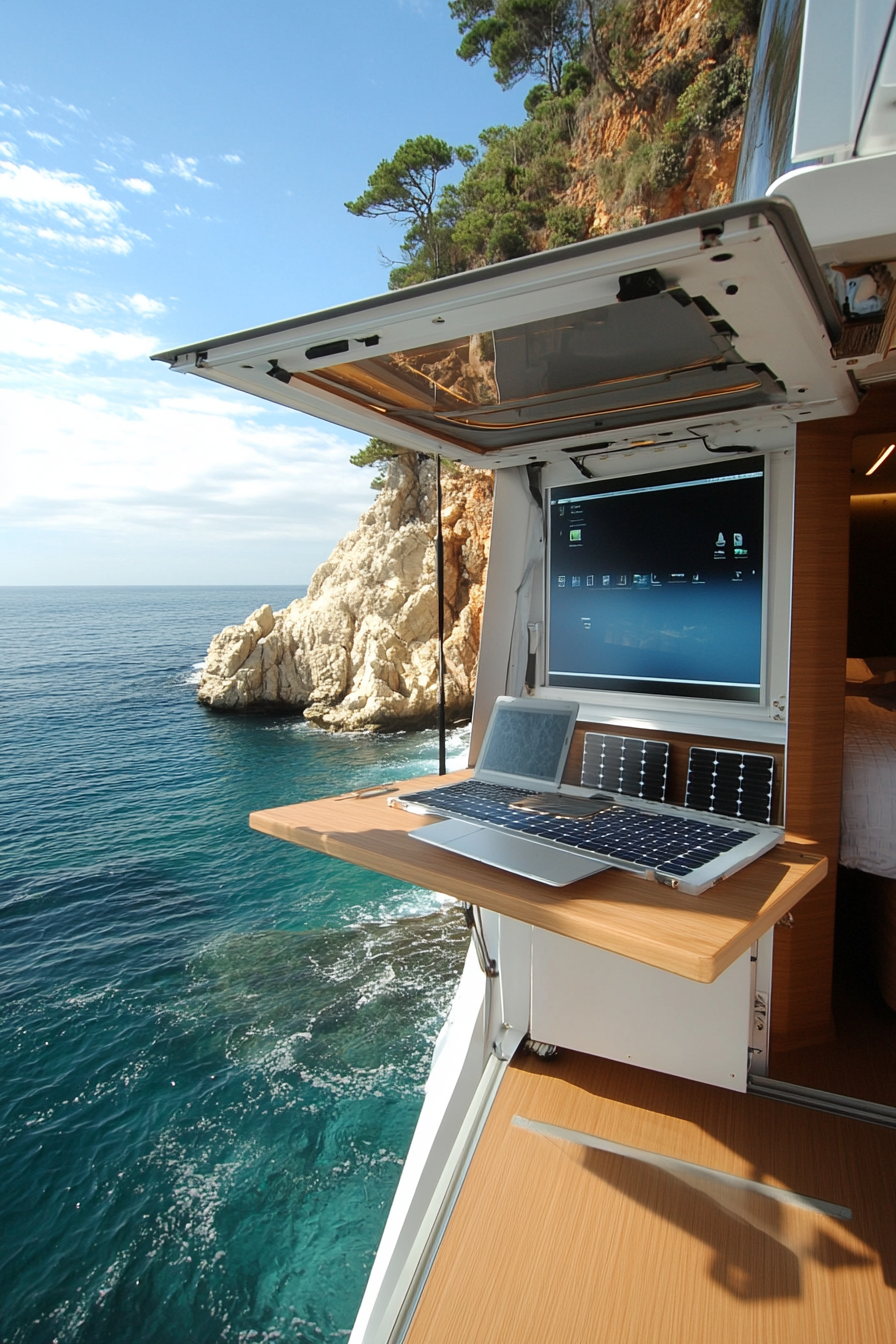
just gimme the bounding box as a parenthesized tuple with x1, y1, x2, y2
(250, 770, 827, 984)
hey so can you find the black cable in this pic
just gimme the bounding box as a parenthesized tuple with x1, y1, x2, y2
(698, 436, 757, 454)
(463, 904, 497, 977)
(436, 454, 446, 776)
(566, 435, 757, 475)
(525, 461, 545, 509)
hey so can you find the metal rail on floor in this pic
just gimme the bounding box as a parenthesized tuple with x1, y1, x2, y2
(748, 1074, 896, 1128)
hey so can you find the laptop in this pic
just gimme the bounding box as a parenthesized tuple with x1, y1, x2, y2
(397, 697, 608, 886)
(396, 697, 783, 893)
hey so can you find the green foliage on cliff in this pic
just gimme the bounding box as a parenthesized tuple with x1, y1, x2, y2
(450, 0, 588, 94)
(351, 439, 462, 490)
(449, 90, 590, 264)
(346, 136, 476, 282)
(583, 0, 757, 224)
(349, 438, 401, 490)
(346, 0, 759, 288)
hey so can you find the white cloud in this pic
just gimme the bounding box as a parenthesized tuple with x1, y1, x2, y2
(167, 154, 216, 187)
(124, 292, 165, 317)
(221, 153, 242, 165)
(120, 176, 155, 194)
(163, 204, 218, 223)
(0, 280, 25, 294)
(142, 161, 164, 175)
(27, 130, 62, 147)
(0, 310, 157, 363)
(0, 161, 146, 254)
(2, 219, 136, 253)
(0, 158, 121, 224)
(51, 98, 89, 120)
(0, 140, 16, 157)
(68, 292, 105, 314)
(0, 376, 373, 572)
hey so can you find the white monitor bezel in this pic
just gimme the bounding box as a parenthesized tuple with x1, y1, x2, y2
(533, 443, 794, 744)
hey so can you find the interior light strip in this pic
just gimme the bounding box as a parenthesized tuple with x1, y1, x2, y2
(866, 442, 895, 475)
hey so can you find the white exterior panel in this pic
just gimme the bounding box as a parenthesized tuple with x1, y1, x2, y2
(530, 926, 753, 1091)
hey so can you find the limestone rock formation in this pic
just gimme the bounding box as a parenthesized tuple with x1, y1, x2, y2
(197, 455, 493, 731)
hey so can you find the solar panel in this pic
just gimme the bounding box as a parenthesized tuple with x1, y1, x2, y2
(581, 733, 669, 802)
(685, 747, 775, 823)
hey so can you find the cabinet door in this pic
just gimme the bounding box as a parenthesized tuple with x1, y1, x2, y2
(530, 925, 753, 1090)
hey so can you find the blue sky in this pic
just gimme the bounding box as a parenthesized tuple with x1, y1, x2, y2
(1, 1, 525, 585)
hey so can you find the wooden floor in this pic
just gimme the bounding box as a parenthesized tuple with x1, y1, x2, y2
(403, 1050, 896, 1344)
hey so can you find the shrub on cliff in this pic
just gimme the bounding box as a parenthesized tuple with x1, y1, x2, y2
(345, 135, 475, 285)
(345, 0, 761, 284)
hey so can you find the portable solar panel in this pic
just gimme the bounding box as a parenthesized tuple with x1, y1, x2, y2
(581, 733, 670, 802)
(685, 747, 775, 824)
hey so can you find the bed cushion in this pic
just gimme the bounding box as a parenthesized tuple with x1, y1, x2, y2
(840, 696, 896, 880)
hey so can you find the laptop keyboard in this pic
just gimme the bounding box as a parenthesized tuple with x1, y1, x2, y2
(400, 778, 756, 877)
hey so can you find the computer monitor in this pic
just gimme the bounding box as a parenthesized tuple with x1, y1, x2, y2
(546, 459, 766, 704)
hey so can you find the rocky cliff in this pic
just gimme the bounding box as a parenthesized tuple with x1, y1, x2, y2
(564, 0, 756, 234)
(197, 455, 493, 731)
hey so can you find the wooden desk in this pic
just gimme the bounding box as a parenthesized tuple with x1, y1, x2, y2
(250, 770, 827, 985)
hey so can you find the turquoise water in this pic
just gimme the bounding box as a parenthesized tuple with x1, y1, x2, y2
(0, 587, 470, 1344)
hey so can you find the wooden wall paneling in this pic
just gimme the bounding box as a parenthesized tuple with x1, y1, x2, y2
(562, 721, 786, 825)
(773, 385, 896, 1058)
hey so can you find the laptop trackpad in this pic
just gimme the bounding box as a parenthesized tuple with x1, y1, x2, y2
(411, 818, 609, 887)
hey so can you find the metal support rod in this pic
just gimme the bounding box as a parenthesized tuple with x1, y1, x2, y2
(435, 454, 447, 775)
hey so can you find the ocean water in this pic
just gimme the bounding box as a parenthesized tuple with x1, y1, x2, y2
(0, 587, 470, 1344)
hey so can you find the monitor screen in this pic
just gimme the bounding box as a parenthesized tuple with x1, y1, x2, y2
(547, 460, 765, 703)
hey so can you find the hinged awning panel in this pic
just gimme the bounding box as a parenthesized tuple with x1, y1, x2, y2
(153, 200, 857, 465)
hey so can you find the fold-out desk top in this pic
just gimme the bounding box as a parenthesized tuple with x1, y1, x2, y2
(249, 770, 827, 984)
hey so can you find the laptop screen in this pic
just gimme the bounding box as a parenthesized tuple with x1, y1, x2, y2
(478, 702, 575, 783)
